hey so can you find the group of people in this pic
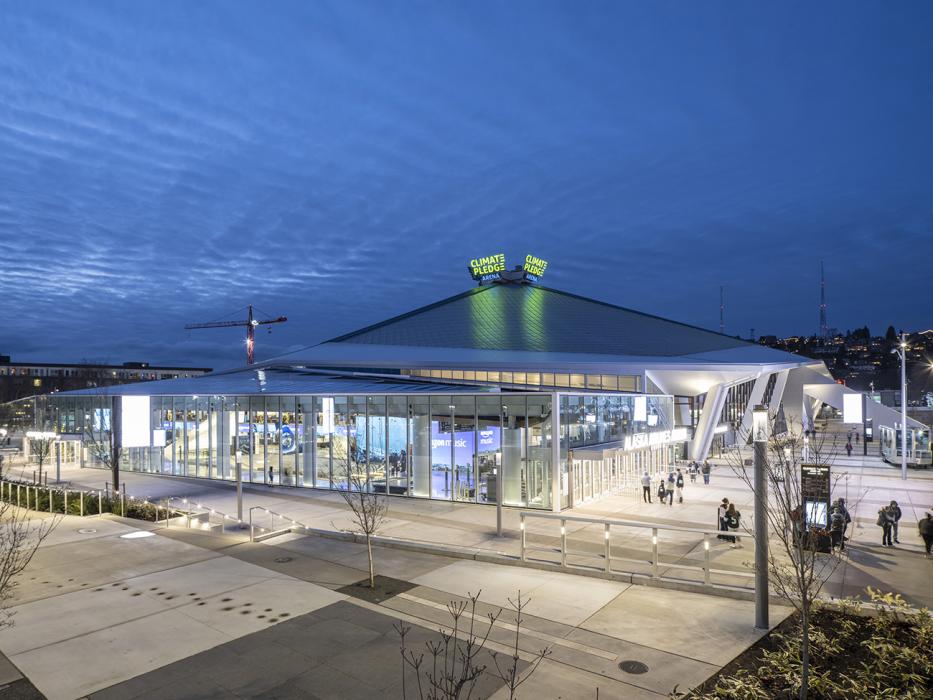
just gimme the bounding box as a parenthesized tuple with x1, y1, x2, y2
(876, 500, 903, 547)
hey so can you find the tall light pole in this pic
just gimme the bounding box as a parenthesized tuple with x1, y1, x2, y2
(897, 334, 908, 481)
(752, 405, 769, 630)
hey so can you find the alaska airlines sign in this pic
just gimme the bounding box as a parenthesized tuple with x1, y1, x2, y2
(467, 253, 549, 283)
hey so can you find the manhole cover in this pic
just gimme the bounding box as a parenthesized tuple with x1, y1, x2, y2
(77, 528, 97, 534)
(274, 556, 293, 563)
(619, 660, 649, 674)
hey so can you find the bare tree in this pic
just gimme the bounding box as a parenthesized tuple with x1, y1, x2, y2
(83, 396, 121, 495)
(27, 434, 54, 484)
(0, 499, 57, 628)
(333, 463, 388, 588)
(395, 590, 551, 700)
(726, 414, 858, 700)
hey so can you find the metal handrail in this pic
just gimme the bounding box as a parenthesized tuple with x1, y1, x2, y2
(164, 496, 247, 534)
(248, 505, 309, 542)
(519, 510, 753, 587)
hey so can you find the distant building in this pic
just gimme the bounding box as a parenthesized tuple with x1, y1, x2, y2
(0, 357, 211, 404)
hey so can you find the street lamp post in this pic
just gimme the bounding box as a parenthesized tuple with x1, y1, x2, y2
(752, 405, 769, 630)
(897, 334, 908, 481)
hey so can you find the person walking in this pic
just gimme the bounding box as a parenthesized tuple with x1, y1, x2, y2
(890, 500, 902, 543)
(725, 504, 741, 547)
(830, 507, 846, 551)
(688, 461, 698, 483)
(845, 441, 853, 458)
(641, 472, 652, 503)
(675, 469, 685, 503)
(717, 498, 730, 540)
(878, 505, 895, 547)
(919, 513, 933, 558)
(701, 461, 711, 485)
(657, 476, 666, 505)
(665, 472, 675, 506)
(835, 498, 852, 542)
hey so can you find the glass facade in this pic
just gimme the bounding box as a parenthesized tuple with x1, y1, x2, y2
(40, 390, 684, 512)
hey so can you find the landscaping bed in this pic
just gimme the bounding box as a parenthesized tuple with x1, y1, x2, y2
(680, 590, 933, 699)
(0, 479, 183, 521)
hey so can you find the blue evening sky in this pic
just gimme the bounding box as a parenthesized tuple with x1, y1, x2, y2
(1, 1, 931, 369)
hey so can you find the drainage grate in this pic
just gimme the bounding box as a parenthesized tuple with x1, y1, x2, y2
(77, 528, 97, 534)
(619, 660, 649, 674)
(274, 556, 293, 563)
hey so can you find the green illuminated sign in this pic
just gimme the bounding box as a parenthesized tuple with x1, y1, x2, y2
(469, 253, 506, 280)
(523, 254, 548, 278)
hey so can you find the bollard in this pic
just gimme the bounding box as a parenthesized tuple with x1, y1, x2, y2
(17, 484, 21, 508)
(560, 518, 567, 567)
(604, 523, 611, 573)
(80, 490, 84, 517)
(98, 490, 102, 518)
(520, 514, 526, 561)
(704, 535, 711, 585)
(64, 490, 68, 515)
(651, 528, 659, 579)
(121, 490, 125, 517)
(49, 488, 53, 514)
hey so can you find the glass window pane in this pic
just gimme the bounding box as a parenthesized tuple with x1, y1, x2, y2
(501, 397, 527, 506)
(332, 397, 349, 489)
(368, 395, 386, 493)
(555, 374, 570, 388)
(281, 396, 297, 486)
(526, 373, 540, 386)
(541, 373, 554, 387)
(430, 396, 453, 500)
(409, 396, 431, 498)
(387, 396, 408, 495)
(453, 396, 475, 502)
(512, 372, 526, 385)
(349, 396, 368, 487)
(476, 396, 501, 505)
(601, 375, 619, 391)
(315, 397, 334, 488)
(570, 374, 585, 388)
(526, 394, 552, 509)
(586, 375, 601, 389)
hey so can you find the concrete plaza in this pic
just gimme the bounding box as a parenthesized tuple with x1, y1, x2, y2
(0, 511, 787, 699)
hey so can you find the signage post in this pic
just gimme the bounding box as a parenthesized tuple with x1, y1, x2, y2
(801, 463, 832, 554)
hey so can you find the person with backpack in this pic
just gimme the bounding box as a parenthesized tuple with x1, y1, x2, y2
(640, 471, 652, 503)
(657, 476, 666, 505)
(919, 513, 933, 558)
(701, 461, 711, 485)
(834, 498, 852, 541)
(665, 472, 675, 506)
(878, 505, 895, 547)
(725, 504, 741, 547)
(889, 500, 902, 543)
(675, 469, 685, 503)
(830, 507, 846, 551)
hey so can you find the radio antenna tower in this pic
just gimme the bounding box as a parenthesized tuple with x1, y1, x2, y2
(819, 261, 828, 339)
(719, 286, 724, 334)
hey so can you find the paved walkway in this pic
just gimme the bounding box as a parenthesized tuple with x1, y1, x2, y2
(0, 512, 790, 699)
(41, 460, 933, 607)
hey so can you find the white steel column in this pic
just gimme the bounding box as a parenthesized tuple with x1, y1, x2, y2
(551, 392, 561, 512)
(691, 382, 728, 461)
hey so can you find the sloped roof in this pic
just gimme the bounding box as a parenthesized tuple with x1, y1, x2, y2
(325, 283, 752, 358)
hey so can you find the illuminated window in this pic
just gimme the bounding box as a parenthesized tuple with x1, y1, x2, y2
(441, 370, 453, 379)
(500, 372, 512, 384)
(475, 371, 487, 382)
(526, 373, 540, 386)
(451, 370, 463, 380)
(541, 373, 554, 386)
(570, 374, 585, 388)
(601, 375, 619, 391)
(512, 372, 526, 385)
(33, 378, 42, 387)
(555, 374, 570, 387)
(585, 375, 601, 389)
(486, 372, 499, 383)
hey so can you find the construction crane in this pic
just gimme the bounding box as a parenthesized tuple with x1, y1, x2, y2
(185, 305, 287, 365)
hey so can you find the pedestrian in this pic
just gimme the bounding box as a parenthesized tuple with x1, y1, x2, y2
(657, 477, 666, 504)
(268, 465, 274, 485)
(701, 461, 711, 485)
(641, 471, 652, 503)
(878, 505, 895, 547)
(845, 441, 852, 458)
(835, 498, 852, 541)
(855, 432, 860, 445)
(726, 504, 741, 547)
(688, 461, 698, 483)
(675, 469, 685, 503)
(665, 472, 675, 506)
(890, 500, 902, 543)
(919, 513, 933, 558)
(830, 507, 846, 551)
(717, 498, 729, 540)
